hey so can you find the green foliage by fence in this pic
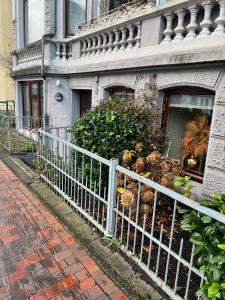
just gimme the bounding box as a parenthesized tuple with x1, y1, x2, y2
(179, 194, 225, 300)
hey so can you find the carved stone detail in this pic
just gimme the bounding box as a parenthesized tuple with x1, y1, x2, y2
(211, 107, 225, 137)
(45, 0, 56, 35)
(157, 71, 220, 89)
(216, 82, 225, 103)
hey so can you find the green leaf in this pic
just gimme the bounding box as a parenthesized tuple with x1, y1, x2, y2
(201, 215, 213, 224)
(218, 244, 225, 251)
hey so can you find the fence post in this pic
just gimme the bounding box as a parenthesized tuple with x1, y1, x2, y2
(105, 159, 118, 237)
(8, 116, 12, 154)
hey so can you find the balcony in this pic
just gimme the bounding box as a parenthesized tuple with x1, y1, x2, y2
(44, 0, 225, 75)
(13, 41, 42, 71)
(13, 0, 225, 74)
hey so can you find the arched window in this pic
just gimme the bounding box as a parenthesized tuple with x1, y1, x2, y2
(104, 86, 135, 99)
(162, 87, 214, 180)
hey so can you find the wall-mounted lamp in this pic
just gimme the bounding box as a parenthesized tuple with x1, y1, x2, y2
(56, 80, 61, 86)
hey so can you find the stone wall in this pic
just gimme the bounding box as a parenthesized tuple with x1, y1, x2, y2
(44, 69, 225, 196)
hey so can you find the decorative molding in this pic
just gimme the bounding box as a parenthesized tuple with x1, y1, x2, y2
(211, 105, 225, 137)
(157, 71, 221, 90)
(45, 0, 56, 35)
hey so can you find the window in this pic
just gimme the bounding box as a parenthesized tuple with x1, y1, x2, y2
(22, 81, 43, 128)
(24, 0, 45, 45)
(65, 0, 86, 35)
(106, 86, 135, 99)
(162, 88, 214, 179)
(109, 0, 129, 10)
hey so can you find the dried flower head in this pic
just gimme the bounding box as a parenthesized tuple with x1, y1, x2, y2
(146, 151, 161, 165)
(140, 204, 152, 215)
(160, 173, 174, 188)
(135, 143, 144, 152)
(142, 191, 154, 204)
(120, 190, 135, 208)
(127, 182, 138, 197)
(160, 161, 170, 173)
(122, 150, 133, 165)
(134, 157, 145, 174)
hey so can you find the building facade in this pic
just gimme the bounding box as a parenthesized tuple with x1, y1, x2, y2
(12, 0, 225, 196)
(0, 0, 14, 101)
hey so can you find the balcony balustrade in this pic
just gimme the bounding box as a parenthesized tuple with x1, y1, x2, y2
(80, 22, 142, 57)
(14, 42, 42, 71)
(162, 0, 225, 43)
(55, 42, 72, 61)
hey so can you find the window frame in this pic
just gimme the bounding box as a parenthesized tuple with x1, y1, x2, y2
(161, 87, 215, 182)
(22, 81, 43, 129)
(65, 0, 88, 37)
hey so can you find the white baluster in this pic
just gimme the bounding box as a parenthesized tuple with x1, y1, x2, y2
(62, 44, 67, 60)
(173, 10, 185, 42)
(113, 29, 120, 52)
(56, 43, 61, 59)
(102, 33, 108, 54)
(87, 38, 92, 56)
(96, 34, 102, 55)
(135, 22, 142, 48)
(91, 36, 97, 56)
(186, 5, 199, 39)
(107, 31, 114, 53)
(127, 24, 135, 49)
(162, 12, 174, 44)
(120, 27, 128, 50)
(213, 0, 225, 35)
(81, 40, 87, 57)
(199, 1, 213, 38)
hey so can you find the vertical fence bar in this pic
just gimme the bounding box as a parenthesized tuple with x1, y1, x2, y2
(104, 159, 118, 237)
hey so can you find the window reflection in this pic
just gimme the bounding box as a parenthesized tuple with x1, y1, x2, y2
(67, 0, 86, 35)
(24, 0, 45, 44)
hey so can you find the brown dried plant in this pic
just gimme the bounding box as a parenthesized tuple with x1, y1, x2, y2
(181, 114, 210, 157)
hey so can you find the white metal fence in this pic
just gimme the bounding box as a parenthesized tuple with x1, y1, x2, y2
(0, 114, 50, 154)
(28, 127, 225, 299)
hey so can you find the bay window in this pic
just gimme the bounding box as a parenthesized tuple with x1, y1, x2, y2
(24, 0, 45, 45)
(65, 0, 86, 35)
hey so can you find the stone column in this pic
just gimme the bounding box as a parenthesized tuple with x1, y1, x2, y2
(135, 22, 142, 48)
(173, 10, 185, 42)
(127, 24, 135, 49)
(120, 27, 128, 50)
(162, 13, 174, 44)
(213, 0, 225, 35)
(113, 29, 120, 52)
(199, 1, 213, 38)
(107, 31, 114, 53)
(186, 5, 198, 39)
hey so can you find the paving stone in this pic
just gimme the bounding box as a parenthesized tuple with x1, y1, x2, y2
(0, 159, 127, 300)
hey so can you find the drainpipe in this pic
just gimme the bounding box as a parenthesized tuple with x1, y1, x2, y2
(41, 34, 48, 127)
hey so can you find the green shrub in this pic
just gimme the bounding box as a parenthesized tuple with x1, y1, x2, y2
(179, 194, 225, 300)
(69, 98, 165, 160)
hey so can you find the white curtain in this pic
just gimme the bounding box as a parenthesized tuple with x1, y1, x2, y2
(169, 95, 214, 110)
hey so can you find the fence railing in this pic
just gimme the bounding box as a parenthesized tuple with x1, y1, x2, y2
(0, 100, 15, 116)
(37, 127, 225, 300)
(0, 114, 50, 154)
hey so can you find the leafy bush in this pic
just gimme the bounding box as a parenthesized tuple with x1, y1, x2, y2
(179, 194, 225, 300)
(69, 98, 165, 160)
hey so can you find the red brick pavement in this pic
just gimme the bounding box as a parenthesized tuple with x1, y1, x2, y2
(0, 160, 128, 300)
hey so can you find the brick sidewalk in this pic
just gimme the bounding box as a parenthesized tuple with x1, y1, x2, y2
(0, 160, 128, 300)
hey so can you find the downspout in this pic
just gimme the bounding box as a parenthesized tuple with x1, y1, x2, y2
(41, 34, 48, 127)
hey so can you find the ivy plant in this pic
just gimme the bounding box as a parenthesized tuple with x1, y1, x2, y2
(178, 193, 225, 300)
